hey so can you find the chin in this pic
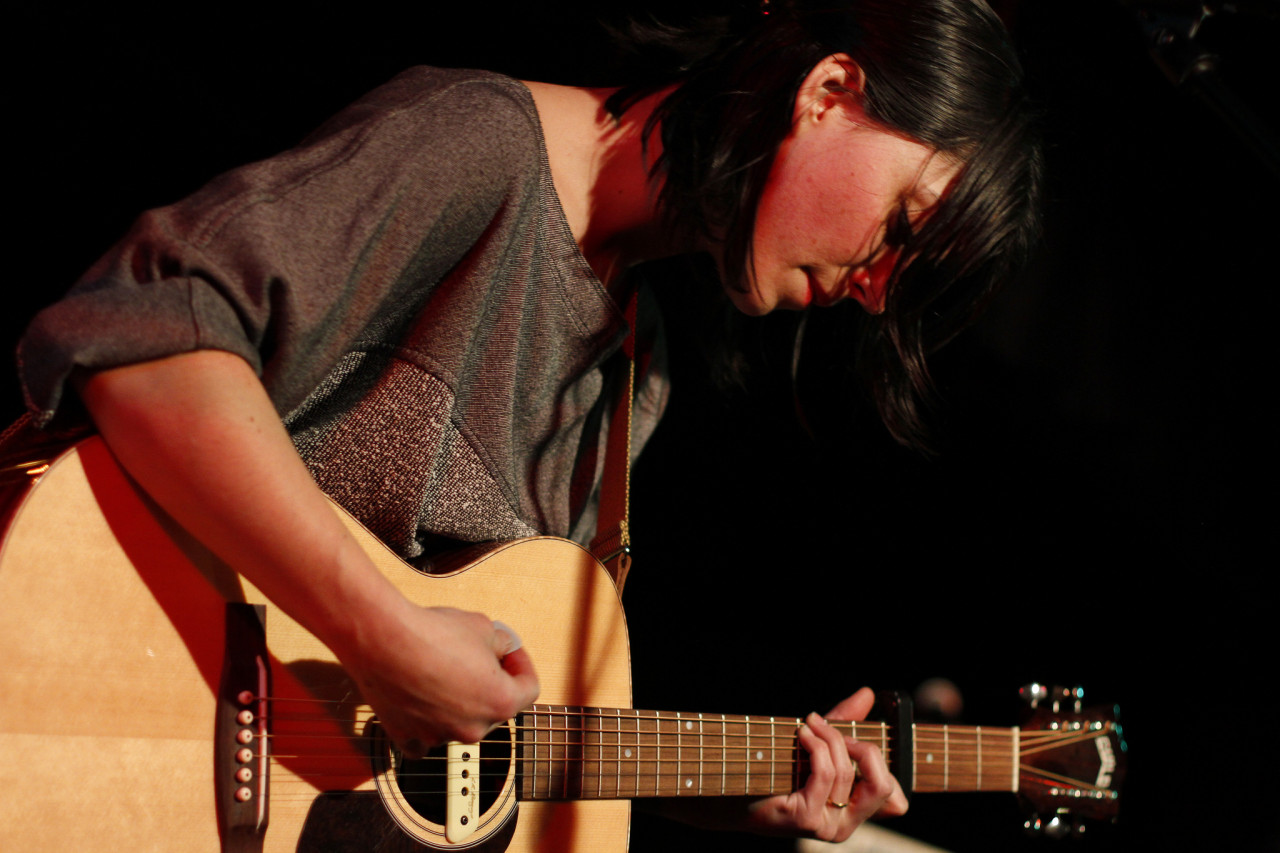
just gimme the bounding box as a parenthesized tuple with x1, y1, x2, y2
(724, 288, 775, 317)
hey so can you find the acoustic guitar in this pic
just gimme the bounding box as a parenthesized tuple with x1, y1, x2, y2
(0, 437, 1124, 851)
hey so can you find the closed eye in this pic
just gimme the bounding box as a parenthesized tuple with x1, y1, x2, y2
(885, 202, 914, 249)
(853, 203, 911, 272)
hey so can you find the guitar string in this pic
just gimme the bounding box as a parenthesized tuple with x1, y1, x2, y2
(246, 742, 1017, 785)
(248, 756, 1028, 791)
(249, 753, 855, 788)
(255, 755, 894, 791)
(254, 717, 1053, 755)
(250, 707, 898, 745)
(258, 726, 1027, 756)
(265, 695, 1026, 740)
(263, 696, 1094, 747)
(258, 731, 897, 760)
(255, 709, 871, 737)
(257, 718, 907, 747)
(229, 746, 1051, 796)
(1019, 765, 1110, 793)
(1016, 727, 1111, 757)
(256, 697, 897, 724)
(249, 703, 1047, 757)
(245, 734, 1043, 789)
(257, 739, 887, 762)
(263, 698, 1092, 754)
(257, 725, 1023, 764)
(256, 740, 1025, 768)
(233, 696, 1097, 792)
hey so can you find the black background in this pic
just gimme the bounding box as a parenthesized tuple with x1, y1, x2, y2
(7, 2, 1276, 851)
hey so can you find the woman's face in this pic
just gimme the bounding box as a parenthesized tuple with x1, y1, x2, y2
(730, 78, 959, 317)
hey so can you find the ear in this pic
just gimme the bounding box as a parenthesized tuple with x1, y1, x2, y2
(792, 53, 868, 125)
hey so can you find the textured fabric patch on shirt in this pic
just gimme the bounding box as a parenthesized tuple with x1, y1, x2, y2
(289, 352, 536, 559)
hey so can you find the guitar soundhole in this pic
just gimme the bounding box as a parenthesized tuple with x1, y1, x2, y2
(394, 725, 513, 823)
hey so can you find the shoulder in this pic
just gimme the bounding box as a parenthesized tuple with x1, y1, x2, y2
(174, 67, 546, 244)
(373, 67, 535, 114)
(307, 67, 543, 164)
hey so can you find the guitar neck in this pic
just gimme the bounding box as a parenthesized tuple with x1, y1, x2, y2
(517, 706, 1020, 801)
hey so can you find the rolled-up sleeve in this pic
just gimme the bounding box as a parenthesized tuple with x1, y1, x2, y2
(17, 68, 532, 428)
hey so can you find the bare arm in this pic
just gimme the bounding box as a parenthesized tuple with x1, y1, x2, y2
(78, 349, 539, 748)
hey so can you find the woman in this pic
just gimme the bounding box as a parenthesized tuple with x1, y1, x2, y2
(15, 0, 1037, 842)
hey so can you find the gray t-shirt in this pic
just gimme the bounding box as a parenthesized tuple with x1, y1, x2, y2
(18, 67, 667, 561)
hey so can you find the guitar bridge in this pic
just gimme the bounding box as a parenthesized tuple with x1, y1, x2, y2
(216, 603, 272, 851)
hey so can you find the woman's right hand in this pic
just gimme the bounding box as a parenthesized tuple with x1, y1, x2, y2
(339, 604, 540, 753)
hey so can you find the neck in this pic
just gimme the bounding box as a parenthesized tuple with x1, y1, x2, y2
(524, 81, 675, 286)
(515, 706, 1021, 801)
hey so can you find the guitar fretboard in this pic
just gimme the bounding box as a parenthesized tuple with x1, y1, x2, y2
(517, 706, 1019, 801)
(914, 724, 1019, 793)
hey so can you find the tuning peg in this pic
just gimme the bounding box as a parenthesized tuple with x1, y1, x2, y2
(1020, 683, 1048, 708)
(1048, 686, 1079, 714)
(1024, 810, 1087, 838)
(1042, 812, 1071, 839)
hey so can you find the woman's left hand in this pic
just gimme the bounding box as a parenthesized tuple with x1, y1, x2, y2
(745, 687, 909, 842)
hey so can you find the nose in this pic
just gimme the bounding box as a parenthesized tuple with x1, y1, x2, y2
(849, 252, 897, 315)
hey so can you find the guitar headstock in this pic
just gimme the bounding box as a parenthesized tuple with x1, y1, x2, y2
(1017, 683, 1127, 838)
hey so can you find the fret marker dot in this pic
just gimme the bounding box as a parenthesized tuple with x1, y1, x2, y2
(756, 750, 764, 761)
(926, 753, 934, 763)
(624, 748, 632, 758)
(685, 779, 693, 788)
(685, 721, 693, 730)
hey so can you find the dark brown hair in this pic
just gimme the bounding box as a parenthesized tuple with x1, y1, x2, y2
(608, 0, 1042, 450)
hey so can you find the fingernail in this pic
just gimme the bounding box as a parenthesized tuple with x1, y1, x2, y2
(493, 620, 522, 652)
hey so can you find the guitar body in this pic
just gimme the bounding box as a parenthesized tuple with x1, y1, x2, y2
(0, 437, 632, 852)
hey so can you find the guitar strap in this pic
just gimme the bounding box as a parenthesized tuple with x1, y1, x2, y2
(590, 291, 637, 594)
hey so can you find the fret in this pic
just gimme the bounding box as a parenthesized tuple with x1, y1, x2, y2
(720, 714, 727, 796)
(591, 707, 631, 801)
(697, 714, 704, 796)
(944, 725, 949, 791)
(560, 706, 569, 799)
(660, 711, 684, 796)
(614, 710, 623, 799)
(543, 706, 552, 800)
(521, 706, 539, 800)
(675, 712, 685, 795)
(912, 724, 1019, 793)
(644, 710, 660, 797)
(586, 707, 601, 799)
(976, 726, 982, 790)
(785, 717, 799, 796)
(770, 717, 779, 796)
(630, 709, 642, 798)
(723, 714, 747, 796)
(681, 713, 701, 796)
(1011, 726, 1020, 793)
(584, 706, 623, 800)
(551, 706, 563, 799)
